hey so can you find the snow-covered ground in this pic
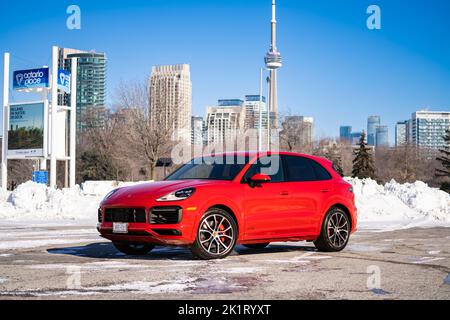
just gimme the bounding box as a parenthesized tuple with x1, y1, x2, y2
(0, 179, 449, 231)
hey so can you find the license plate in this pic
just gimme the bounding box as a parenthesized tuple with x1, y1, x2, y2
(113, 223, 128, 234)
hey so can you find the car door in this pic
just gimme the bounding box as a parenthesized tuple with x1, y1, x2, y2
(242, 155, 296, 240)
(282, 155, 333, 236)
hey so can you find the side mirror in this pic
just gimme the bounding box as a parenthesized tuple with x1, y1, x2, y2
(249, 173, 272, 184)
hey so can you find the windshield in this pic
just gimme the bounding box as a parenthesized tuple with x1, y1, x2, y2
(165, 155, 250, 181)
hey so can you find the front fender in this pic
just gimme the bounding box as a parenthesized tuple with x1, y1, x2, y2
(188, 196, 244, 241)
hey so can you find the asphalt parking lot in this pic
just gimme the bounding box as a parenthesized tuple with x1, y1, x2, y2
(0, 223, 449, 300)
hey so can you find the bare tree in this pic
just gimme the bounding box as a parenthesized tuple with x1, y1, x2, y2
(279, 117, 313, 154)
(114, 79, 174, 180)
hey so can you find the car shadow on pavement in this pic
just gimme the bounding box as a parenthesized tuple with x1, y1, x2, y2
(47, 242, 317, 261)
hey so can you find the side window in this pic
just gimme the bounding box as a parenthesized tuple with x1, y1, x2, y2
(242, 155, 284, 183)
(310, 160, 332, 181)
(283, 155, 317, 182)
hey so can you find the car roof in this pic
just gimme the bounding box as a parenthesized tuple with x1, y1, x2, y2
(200, 151, 333, 166)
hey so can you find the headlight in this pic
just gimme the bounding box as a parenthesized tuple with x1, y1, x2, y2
(102, 189, 120, 202)
(157, 187, 196, 202)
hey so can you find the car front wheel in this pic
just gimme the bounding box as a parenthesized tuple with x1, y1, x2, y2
(191, 208, 238, 260)
(113, 242, 155, 255)
(314, 207, 350, 252)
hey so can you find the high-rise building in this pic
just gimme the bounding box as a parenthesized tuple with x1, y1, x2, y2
(59, 48, 107, 131)
(395, 121, 408, 147)
(244, 95, 267, 130)
(149, 64, 192, 144)
(282, 116, 314, 147)
(206, 100, 245, 146)
(376, 125, 389, 147)
(339, 126, 352, 142)
(191, 116, 205, 146)
(410, 111, 450, 150)
(367, 116, 381, 146)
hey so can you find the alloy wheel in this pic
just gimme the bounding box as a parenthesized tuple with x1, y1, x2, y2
(198, 214, 234, 256)
(327, 211, 349, 248)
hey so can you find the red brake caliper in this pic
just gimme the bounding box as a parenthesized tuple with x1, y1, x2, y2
(219, 224, 225, 242)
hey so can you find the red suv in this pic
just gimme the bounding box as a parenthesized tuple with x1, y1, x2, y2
(97, 152, 357, 260)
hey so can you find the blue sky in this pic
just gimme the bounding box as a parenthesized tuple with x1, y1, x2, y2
(1, 0, 450, 143)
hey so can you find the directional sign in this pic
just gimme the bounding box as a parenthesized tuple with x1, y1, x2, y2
(32, 171, 49, 185)
(57, 69, 71, 93)
(13, 68, 50, 91)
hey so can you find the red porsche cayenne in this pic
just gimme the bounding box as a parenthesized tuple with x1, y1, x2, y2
(97, 152, 357, 260)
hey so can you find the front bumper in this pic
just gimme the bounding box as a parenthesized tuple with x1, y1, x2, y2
(97, 205, 199, 246)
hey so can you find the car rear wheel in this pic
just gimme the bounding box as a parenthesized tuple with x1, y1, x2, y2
(314, 207, 350, 252)
(242, 243, 270, 249)
(113, 242, 155, 255)
(190, 208, 238, 260)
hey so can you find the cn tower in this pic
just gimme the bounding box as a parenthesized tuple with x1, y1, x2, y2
(265, 0, 282, 129)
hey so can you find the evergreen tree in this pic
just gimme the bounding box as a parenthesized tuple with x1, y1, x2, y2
(436, 129, 450, 193)
(352, 131, 376, 179)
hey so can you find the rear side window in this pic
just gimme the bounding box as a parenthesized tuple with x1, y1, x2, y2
(310, 160, 332, 181)
(283, 155, 316, 182)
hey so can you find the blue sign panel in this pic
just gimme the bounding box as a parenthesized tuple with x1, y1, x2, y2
(13, 68, 50, 91)
(32, 171, 49, 185)
(57, 69, 71, 93)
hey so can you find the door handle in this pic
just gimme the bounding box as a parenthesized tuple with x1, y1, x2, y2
(280, 191, 289, 196)
(321, 189, 330, 193)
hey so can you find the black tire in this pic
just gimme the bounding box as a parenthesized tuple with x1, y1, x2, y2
(113, 242, 155, 255)
(314, 207, 350, 252)
(242, 243, 270, 249)
(190, 208, 238, 260)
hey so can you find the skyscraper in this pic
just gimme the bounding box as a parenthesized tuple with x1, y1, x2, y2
(244, 95, 267, 130)
(191, 116, 205, 146)
(339, 126, 352, 142)
(264, 0, 282, 129)
(376, 125, 389, 147)
(206, 100, 245, 146)
(59, 48, 107, 131)
(149, 64, 192, 144)
(395, 121, 408, 147)
(282, 116, 314, 147)
(410, 111, 450, 150)
(367, 116, 381, 146)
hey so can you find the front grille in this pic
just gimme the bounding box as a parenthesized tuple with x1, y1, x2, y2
(149, 207, 182, 225)
(104, 208, 147, 223)
(98, 208, 102, 223)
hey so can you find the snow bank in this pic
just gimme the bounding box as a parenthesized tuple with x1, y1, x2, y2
(0, 179, 448, 230)
(346, 178, 450, 230)
(0, 180, 152, 223)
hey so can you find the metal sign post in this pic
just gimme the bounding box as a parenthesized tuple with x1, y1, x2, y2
(69, 57, 77, 187)
(50, 46, 58, 188)
(1, 53, 10, 190)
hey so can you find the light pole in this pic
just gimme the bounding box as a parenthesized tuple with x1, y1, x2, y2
(1, 52, 10, 190)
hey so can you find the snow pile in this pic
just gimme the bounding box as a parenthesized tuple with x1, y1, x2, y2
(346, 178, 450, 229)
(0, 180, 152, 222)
(81, 181, 152, 196)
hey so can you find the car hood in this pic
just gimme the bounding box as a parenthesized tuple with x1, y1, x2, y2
(102, 180, 229, 204)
